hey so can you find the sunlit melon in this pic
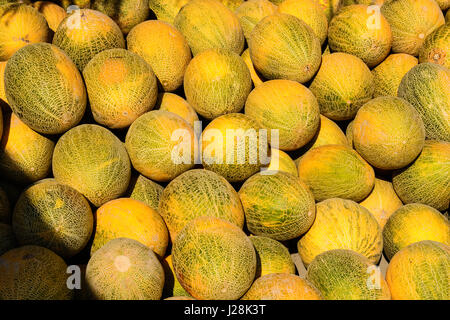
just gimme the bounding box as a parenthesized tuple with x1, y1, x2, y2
(419, 23, 450, 69)
(265, 150, 298, 176)
(127, 175, 164, 211)
(235, 0, 277, 41)
(155, 93, 198, 128)
(33, 1, 67, 32)
(148, 0, 190, 24)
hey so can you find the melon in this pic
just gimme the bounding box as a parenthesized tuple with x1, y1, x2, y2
(265, 149, 298, 176)
(346, 120, 354, 147)
(52, 124, 131, 207)
(0, 223, 15, 256)
(83, 48, 158, 129)
(0, 186, 10, 223)
(241, 273, 322, 300)
(386, 240, 449, 300)
(53, 8, 125, 70)
(33, 1, 67, 32)
(297, 145, 375, 202)
(309, 53, 374, 121)
(244, 79, 320, 151)
(342, 0, 385, 5)
(219, 0, 243, 10)
(4, 43, 86, 135)
(248, 13, 321, 83)
(446, 9, 450, 22)
(235, 0, 277, 41)
(419, 23, 450, 69)
(380, 0, 445, 56)
(156, 93, 198, 128)
(59, 0, 91, 9)
(372, 53, 418, 97)
(249, 235, 296, 278)
(162, 254, 191, 298)
(0, 61, 6, 107)
(306, 249, 391, 300)
(85, 237, 165, 300)
(352, 96, 425, 170)
(397, 63, 449, 141)
(392, 140, 449, 212)
(174, 0, 244, 56)
(125, 110, 195, 182)
(241, 48, 265, 87)
(383, 204, 450, 260)
(158, 169, 244, 241)
(316, 0, 342, 22)
(12, 179, 94, 259)
(128, 175, 164, 211)
(91, 198, 169, 257)
(0, 245, 73, 300)
(0, 3, 50, 61)
(435, 0, 450, 10)
(127, 20, 191, 92)
(0, 113, 55, 185)
(165, 296, 196, 300)
(172, 216, 257, 300)
(239, 171, 316, 241)
(148, 0, 190, 24)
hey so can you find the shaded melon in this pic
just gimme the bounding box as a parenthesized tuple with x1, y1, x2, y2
(127, 175, 164, 211)
(446, 8, 450, 22)
(148, 0, 190, 24)
(241, 48, 265, 87)
(86, 237, 165, 300)
(435, 0, 450, 10)
(162, 254, 191, 298)
(165, 296, 196, 300)
(265, 149, 298, 176)
(316, 0, 342, 22)
(156, 93, 198, 128)
(0, 223, 15, 256)
(0, 186, 10, 223)
(59, 0, 91, 9)
(419, 23, 450, 69)
(52, 124, 131, 207)
(235, 0, 277, 41)
(0, 106, 2, 139)
(172, 217, 257, 300)
(33, 1, 67, 32)
(83, 48, 158, 129)
(346, 120, 354, 147)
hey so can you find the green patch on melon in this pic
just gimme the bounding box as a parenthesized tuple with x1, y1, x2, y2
(419, 23, 450, 69)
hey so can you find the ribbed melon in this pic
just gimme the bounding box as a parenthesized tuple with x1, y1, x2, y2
(241, 48, 265, 87)
(381, 0, 445, 56)
(33, 1, 67, 32)
(306, 249, 391, 300)
(393, 140, 449, 212)
(148, 0, 190, 24)
(383, 204, 449, 260)
(172, 217, 257, 300)
(0, 223, 15, 256)
(239, 171, 316, 241)
(91, 198, 169, 257)
(158, 169, 244, 241)
(265, 150, 298, 176)
(127, 20, 191, 92)
(249, 235, 296, 278)
(0, 186, 10, 223)
(235, 0, 277, 41)
(53, 8, 125, 70)
(372, 53, 418, 97)
(245, 79, 320, 151)
(352, 96, 425, 170)
(419, 23, 450, 69)
(174, 0, 244, 56)
(0, 113, 55, 185)
(12, 179, 93, 259)
(309, 53, 374, 121)
(0, 3, 50, 61)
(5, 43, 86, 135)
(83, 48, 158, 129)
(242, 273, 322, 300)
(52, 124, 131, 207)
(248, 13, 321, 83)
(184, 49, 251, 120)
(86, 237, 165, 300)
(162, 254, 191, 298)
(128, 175, 164, 211)
(125, 110, 195, 182)
(0, 245, 73, 300)
(386, 240, 449, 300)
(156, 93, 198, 128)
(316, 0, 342, 22)
(297, 145, 375, 202)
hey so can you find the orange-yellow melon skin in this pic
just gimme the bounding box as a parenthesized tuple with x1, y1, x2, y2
(235, 0, 277, 41)
(91, 198, 169, 258)
(162, 254, 191, 298)
(0, 61, 6, 108)
(156, 93, 199, 128)
(315, 0, 342, 22)
(219, 0, 243, 11)
(265, 150, 298, 176)
(165, 296, 196, 300)
(241, 48, 265, 87)
(127, 174, 164, 211)
(127, 20, 191, 92)
(33, 1, 67, 32)
(419, 23, 450, 69)
(148, 0, 190, 24)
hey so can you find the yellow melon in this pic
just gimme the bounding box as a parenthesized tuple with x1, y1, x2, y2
(0, 61, 6, 107)
(0, 223, 15, 256)
(265, 149, 298, 176)
(162, 254, 191, 298)
(346, 120, 354, 147)
(219, 0, 243, 10)
(241, 48, 265, 87)
(0, 186, 10, 224)
(148, 0, 190, 24)
(235, 0, 277, 41)
(127, 175, 164, 211)
(164, 296, 196, 300)
(155, 93, 198, 128)
(419, 23, 450, 69)
(435, 0, 450, 10)
(315, 0, 342, 22)
(33, 1, 67, 32)
(342, 0, 385, 6)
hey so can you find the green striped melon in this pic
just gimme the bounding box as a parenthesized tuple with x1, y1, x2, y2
(162, 254, 191, 298)
(0, 186, 10, 223)
(265, 150, 298, 176)
(156, 93, 199, 128)
(148, 0, 190, 24)
(235, 0, 277, 41)
(0, 223, 15, 256)
(419, 23, 450, 69)
(32, 1, 67, 33)
(127, 175, 164, 211)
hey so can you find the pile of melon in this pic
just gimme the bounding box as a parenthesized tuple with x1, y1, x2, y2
(0, 0, 448, 301)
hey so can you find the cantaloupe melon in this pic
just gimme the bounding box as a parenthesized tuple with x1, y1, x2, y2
(162, 254, 191, 298)
(249, 235, 296, 278)
(201, 113, 269, 182)
(298, 198, 383, 266)
(91, 198, 169, 257)
(419, 23, 450, 69)
(128, 175, 164, 211)
(148, 0, 190, 24)
(174, 0, 244, 56)
(158, 169, 244, 241)
(297, 145, 375, 202)
(0, 245, 73, 300)
(316, 0, 342, 22)
(53, 8, 125, 70)
(359, 177, 403, 228)
(5, 43, 86, 135)
(127, 20, 191, 92)
(83, 48, 158, 129)
(352, 96, 425, 170)
(53, 124, 131, 207)
(12, 179, 94, 259)
(244, 79, 320, 151)
(248, 13, 321, 83)
(33, 1, 67, 32)
(0, 223, 15, 256)
(386, 240, 449, 300)
(156, 93, 198, 128)
(306, 249, 391, 300)
(242, 273, 322, 300)
(86, 237, 165, 300)
(184, 49, 251, 120)
(239, 171, 316, 241)
(0, 3, 50, 61)
(172, 216, 257, 300)
(392, 140, 450, 212)
(265, 150, 298, 176)
(0, 186, 10, 224)
(372, 53, 418, 97)
(125, 110, 195, 182)
(235, 0, 277, 41)
(0, 113, 55, 185)
(435, 0, 450, 10)
(309, 53, 374, 121)
(241, 48, 265, 87)
(397, 63, 449, 142)
(381, 0, 445, 56)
